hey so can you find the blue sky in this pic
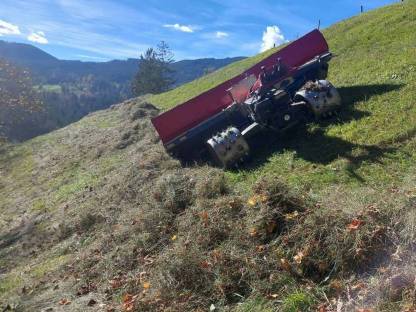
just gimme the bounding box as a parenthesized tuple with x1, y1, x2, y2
(0, 0, 396, 62)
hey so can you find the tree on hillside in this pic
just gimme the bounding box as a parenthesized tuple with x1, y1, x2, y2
(132, 41, 175, 96)
(0, 59, 43, 141)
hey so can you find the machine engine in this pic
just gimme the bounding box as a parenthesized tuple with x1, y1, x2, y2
(205, 79, 341, 167)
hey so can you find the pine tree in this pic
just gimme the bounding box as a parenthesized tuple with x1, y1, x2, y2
(132, 42, 175, 96)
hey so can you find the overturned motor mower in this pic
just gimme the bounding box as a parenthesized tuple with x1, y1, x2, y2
(151, 29, 341, 168)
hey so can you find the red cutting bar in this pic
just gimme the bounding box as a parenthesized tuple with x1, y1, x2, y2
(152, 29, 329, 145)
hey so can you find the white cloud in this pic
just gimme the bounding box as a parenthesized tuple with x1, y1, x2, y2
(260, 25, 286, 52)
(215, 31, 228, 39)
(0, 19, 21, 36)
(164, 23, 194, 33)
(27, 31, 48, 44)
(76, 54, 109, 61)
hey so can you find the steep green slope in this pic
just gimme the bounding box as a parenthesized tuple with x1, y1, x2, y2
(150, 0, 416, 195)
(1, 1, 416, 311)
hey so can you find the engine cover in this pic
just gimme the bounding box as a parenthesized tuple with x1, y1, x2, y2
(294, 80, 341, 117)
(206, 127, 250, 168)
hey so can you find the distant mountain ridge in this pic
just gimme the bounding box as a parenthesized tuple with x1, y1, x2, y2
(0, 40, 58, 63)
(0, 40, 245, 86)
(0, 40, 245, 141)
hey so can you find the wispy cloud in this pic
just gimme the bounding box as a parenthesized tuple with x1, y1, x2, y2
(260, 26, 286, 52)
(0, 19, 21, 36)
(27, 31, 48, 44)
(215, 31, 228, 39)
(76, 54, 109, 61)
(164, 23, 194, 33)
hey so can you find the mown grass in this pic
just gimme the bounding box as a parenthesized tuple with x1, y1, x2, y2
(149, 0, 416, 197)
(1, 2, 416, 311)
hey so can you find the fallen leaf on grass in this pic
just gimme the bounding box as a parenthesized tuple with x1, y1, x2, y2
(405, 188, 416, 198)
(280, 258, 291, 272)
(200, 260, 211, 269)
(247, 197, 257, 207)
(284, 211, 299, 221)
(293, 251, 304, 264)
(329, 279, 343, 294)
(347, 219, 364, 231)
(247, 194, 268, 207)
(249, 228, 258, 237)
(200, 211, 209, 226)
(122, 294, 137, 312)
(211, 250, 222, 263)
(58, 298, 71, 305)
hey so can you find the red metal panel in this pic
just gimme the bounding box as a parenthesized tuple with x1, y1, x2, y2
(152, 29, 329, 145)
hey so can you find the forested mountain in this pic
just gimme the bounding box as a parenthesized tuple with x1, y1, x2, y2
(0, 40, 244, 141)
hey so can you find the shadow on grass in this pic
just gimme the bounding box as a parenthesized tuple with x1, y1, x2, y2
(317, 83, 403, 126)
(233, 83, 405, 181)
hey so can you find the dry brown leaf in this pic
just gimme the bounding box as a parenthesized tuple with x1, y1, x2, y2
(259, 193, 268, 203)
(249, 228, 258, 237)
(329, 279, 343, 294)
(347, 219, 364, 231)
(58, 298, 71, 305)
(211, 250, 222, 263)
(293, 251, 304, 264)
(284, 211, 299, 221)
(122, 294, 136, 312)
(200, 260, 211, 269)
(280, 258, 291, 272)
(247, 194, 268, 207)
(200, 211, 209, 226)
(247, 196, 257, 207)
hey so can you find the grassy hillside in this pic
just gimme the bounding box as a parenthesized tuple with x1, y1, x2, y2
(1, 1, 416, 311)
(150, 0, 416, 195)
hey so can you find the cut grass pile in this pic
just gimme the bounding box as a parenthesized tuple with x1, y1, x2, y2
(0, 97, 415, 311)
(1, 1, 416, 311)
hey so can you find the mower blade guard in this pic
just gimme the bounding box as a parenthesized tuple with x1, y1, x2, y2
(151, 29, 329, 146)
